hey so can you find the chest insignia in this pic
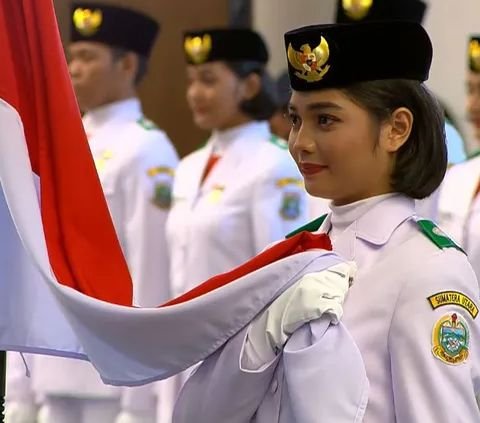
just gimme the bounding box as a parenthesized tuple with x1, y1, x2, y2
(207, 185, 225, 204)
(94, 150, 114, 172)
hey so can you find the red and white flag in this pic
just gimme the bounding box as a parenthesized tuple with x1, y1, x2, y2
(0, 0, 345, 387)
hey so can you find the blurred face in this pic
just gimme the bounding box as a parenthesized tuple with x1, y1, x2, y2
(186, 62, 250, 130)
(67, 42, 132, 112)
(466, 71, 480, 141)
(269, 108, 292, 140)
(288, 89, 410, 205)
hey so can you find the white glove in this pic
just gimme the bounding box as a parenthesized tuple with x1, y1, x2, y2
(243, 261, 356, 366)
(114, 411, 155, 423)
(5, 402, 37, 423)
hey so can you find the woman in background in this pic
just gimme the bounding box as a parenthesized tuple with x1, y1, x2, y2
(166, 28, 308, 298)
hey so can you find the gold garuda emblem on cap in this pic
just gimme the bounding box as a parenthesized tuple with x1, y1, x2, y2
(287, 37, 330, 83)
(184, 35, 212, 64)
(342, 0, 373, 20)
(73, 8, 103, 37)
(469, 39, 480, 72)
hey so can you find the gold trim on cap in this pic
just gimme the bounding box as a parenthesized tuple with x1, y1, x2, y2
(469, 39, 480, 72)
(287, 37, 331, 83)
(184, 34, 212, 64)
(342, 0, 374, 21)
(73, 8, 103, 37)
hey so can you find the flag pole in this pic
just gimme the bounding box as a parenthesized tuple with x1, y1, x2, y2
(0, 351, 6, 422)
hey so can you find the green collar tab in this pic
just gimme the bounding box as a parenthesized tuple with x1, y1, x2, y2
(269, 134, 288, 149)
(137, 117, 158, 131)
(286, 214, 327, 238)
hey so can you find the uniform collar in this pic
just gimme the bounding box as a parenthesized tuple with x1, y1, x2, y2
(209, 121, 270, 155)
(82, 98, 143, 134)
(321, 194, 415, 246)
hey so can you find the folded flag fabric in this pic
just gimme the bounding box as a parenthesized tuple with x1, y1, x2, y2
(0, 0, 348, 388)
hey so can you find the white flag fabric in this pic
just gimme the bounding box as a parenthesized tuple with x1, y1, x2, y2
(0, 4, 366, 414)
(0, 90, 344, 385)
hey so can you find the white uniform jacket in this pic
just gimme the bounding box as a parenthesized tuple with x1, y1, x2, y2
(166, 121, 308, 297)
(437, 155, 480, 281)
(329, 194, 480, 422)
(32, 98, 178, 403)
(173, 194, 480, 422)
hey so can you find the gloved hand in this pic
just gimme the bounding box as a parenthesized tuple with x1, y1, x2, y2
(4, 402, 37, 423)
(244, 261, 356, 365)
(114, 411, 155, 423)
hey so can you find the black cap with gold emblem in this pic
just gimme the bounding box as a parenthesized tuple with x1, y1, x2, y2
(183, 28, 269, 65)
(469, 36, 480, 73)
(336, 0, 427, 24)
(284, 21, 432, 91)
(70, 3, 159, 58)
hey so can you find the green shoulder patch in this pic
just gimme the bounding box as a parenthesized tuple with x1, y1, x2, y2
(416, 219, 465, 254)
(286, 214, 327, 239)
(269, 134, 288, 150)
(137, 117, 158, 131)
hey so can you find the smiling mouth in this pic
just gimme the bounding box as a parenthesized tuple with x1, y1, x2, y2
(299, 162, 328, 176)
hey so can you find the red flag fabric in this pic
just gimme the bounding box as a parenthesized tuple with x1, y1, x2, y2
(0, 0, 132, 305)
(164, 231, 332, 306)
(0, 0, 348, 389)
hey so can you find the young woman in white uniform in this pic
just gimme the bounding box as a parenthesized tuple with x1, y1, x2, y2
(166, 28, 308, 298)
(437, 35, 480, 281)
(170, 21, 480, 422)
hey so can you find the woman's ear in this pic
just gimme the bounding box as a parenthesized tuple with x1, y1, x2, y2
(381, 107, 413, 153)
(240, 72, 261, 101)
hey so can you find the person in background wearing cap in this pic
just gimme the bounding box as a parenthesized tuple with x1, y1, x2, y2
(5, 4, 178, 423)
(269, 71, 292, 141)
(436, 35, 480, 286)
(337, 0, 467, 167)
(169, 21, 480, 422)
(167, 28, 307, 299)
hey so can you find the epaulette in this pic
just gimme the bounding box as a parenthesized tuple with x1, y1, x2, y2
(415, 218, 465, 254)
(137, 117, 158, 131)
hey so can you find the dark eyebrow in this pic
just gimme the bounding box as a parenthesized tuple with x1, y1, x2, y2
(288, 101, 343, 112)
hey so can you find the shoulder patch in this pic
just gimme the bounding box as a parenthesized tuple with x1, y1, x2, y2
(432, 313, 470, 365)
(147, 166, 174, 178)
(137, 117, 158, 131)
(276, 177, 303, 188)
(415, 219, 465, 254)
(269, 134, 288, 150)
(152, 183, 172, 209)
(286, 214, 327, 238)
(280, 191, 301, 220)
(428, 291, 478, 319)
